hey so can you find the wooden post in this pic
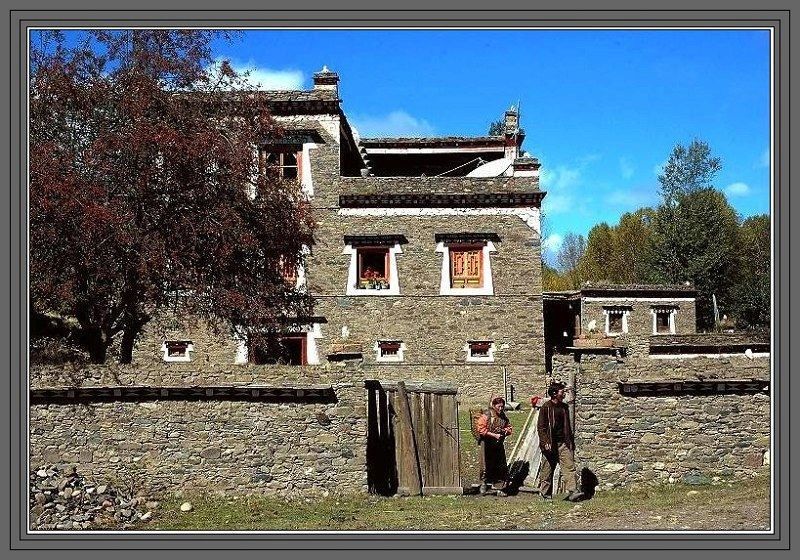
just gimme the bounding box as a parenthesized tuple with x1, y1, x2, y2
(396, 381, 423, 496)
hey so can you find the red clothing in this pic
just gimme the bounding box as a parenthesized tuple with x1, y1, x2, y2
(477, 410, 513, 437)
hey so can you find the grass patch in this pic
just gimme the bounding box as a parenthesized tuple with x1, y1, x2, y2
(146, 475, 770, 531)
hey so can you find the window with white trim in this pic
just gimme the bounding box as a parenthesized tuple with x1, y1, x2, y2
(357, 247, 390, 289)
(375, 340, 405, 363)
(248, 334, 307, 365)
(436, 233, 499, 296)
(465, 340, 496, 362)
(343, 235, 406, 296)
(603, 307, 631, 336)
(449, 245, 484, 288)
(162, 340, 194, 362)
(652, 306, 677, 334)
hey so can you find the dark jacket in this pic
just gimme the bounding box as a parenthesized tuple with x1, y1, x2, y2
(537, 399, 574, 451)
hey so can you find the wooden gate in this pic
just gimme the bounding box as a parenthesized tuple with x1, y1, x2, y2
(366, 380, 462, 496)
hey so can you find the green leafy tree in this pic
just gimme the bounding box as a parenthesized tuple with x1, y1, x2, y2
(658, 139, 721, 204)
(730, 215, 771, 330)
(651, 188, 740, 330)
(575, 209, 656, 285)
(613, 209, 657, 283)
(577, 223, 615, 282)
(542, 263, 574, 291)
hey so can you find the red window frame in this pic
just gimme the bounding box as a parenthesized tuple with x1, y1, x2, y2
(357, 247, 390, 287)
(259, 147, 303, 182)
(468, 341, 492, 358)
(165, 341, 191, 358)
(378, 341, 402, 358)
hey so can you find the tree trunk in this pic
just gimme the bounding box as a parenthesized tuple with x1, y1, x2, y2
(83, 328, 108, 364)
(118, 325, 138, 364)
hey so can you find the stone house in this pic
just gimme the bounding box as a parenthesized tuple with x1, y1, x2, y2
(29, 68, 771, 500)
(543, 281, 699, 367)
(132, 67, 548, 405)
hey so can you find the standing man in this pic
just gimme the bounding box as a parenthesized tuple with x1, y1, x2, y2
(477, 396, 513, 496)
(537, 382, 584, 501)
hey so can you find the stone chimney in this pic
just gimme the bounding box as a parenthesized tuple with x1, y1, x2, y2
(512, 156, 541, 177)
(313, 65, 340, 96)
(503, 105, 524, 160)
(504, 107, 519, 136)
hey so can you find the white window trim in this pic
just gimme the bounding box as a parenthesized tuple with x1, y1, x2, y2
(603, 308, 630, 336)
(651, 308, 677, 335)
(162, 341, 194, 363)
(300, 142, 318, 198)
(436, 241, 496, 296)
(343, 243, 402, 296)
(464, 341, 496, 363)
(233, 323, 323, 365)
(375, 341, 406, 363)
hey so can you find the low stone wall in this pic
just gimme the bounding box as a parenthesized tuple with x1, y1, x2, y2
(29, 364, 369, 498)
(553, 352, 771, 488)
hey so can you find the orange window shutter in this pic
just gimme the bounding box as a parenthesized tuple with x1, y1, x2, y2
(466, 250, 481, 278)
(451, 251, 466, 278)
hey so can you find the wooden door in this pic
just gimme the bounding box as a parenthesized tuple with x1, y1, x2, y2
(366, 381, 462, 496)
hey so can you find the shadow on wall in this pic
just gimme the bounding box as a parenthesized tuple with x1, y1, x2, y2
(580, 467, 599, 500)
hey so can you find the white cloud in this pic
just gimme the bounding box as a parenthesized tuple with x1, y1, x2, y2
(542, 193, 575, 215)
(245, 67, 305, 90)
(619, 157, 634, 180)
(542, 233, 565, 253)
(209, 58, 305, 90)
(350, 110, 436, 138)
(724, 182, 751, 197)
(540, 165, 582, 192)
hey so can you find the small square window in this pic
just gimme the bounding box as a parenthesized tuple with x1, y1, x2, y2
(466, 340, 495, 362)
(603, 307, 630, 335)
(653, 307, 676, 334)
(376, 340, 405, 362)
(450, 246, 483, 288)
(357, 248, 390, 289)
(162, 340, 194, 362)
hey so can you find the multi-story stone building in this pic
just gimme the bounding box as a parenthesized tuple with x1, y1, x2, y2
(133, 67, 548, 404)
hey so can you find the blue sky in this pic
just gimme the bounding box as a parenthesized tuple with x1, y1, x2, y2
(209, 30, 770, 263)
(42, 29, 772, 263)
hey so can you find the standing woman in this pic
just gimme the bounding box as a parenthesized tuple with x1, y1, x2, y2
(477, 396, 513, 496)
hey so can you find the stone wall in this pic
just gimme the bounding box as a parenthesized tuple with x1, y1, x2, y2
(552, 352, 771, 488)
(338, 175, 539, 197)
(29, 364, 368, 498)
